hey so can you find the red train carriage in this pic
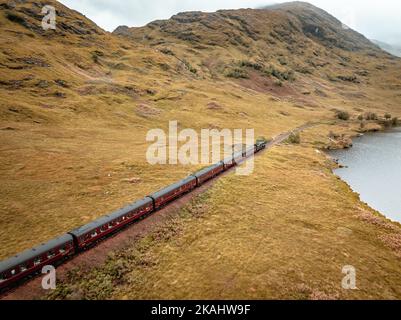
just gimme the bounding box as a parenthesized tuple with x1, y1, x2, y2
(223, 155, 236, 170)
(192, 161, 224, 186)
(0, 139, 269, 291)
(69, 197, 154, 249)
(149, 176, 197, 209)
(0, 234, 74, 290)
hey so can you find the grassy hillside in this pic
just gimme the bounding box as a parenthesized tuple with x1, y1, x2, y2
(1, 0, 401, 299)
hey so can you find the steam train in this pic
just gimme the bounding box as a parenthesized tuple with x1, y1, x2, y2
(0, 140, 267, 291)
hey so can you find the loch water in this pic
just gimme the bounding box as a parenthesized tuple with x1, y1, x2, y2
(329, 128, 401, 223)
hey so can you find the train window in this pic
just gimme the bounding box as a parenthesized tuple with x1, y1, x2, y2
(11, 269, 16, 275)
(34, 258, 41, 265)
(48, 251, 56, 259)
(59, 246, 65, 253)
(0, 274, 5, 281)
(20, 264, 27, 272)
(91, 232, 97, 238)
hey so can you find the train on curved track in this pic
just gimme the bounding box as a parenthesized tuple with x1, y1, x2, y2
(0, 140, 267, 291)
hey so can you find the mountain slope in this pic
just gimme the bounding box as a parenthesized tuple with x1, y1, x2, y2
(266, 1, 379, 51)
(112, 2, 399, 105)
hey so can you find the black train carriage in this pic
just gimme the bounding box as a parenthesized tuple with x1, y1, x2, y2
(255, 140, 268, 152)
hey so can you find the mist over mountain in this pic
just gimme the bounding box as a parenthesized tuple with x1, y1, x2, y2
(372, 39, 401, 57)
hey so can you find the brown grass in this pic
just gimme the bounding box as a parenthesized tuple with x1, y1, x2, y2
(48, 142, 401, 300)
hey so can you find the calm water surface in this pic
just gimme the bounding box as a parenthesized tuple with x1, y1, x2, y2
(329, 128, 401, 223)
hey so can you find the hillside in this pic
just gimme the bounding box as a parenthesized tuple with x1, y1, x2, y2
(113, 2, 400, 114)
(1, 0, 401, 299)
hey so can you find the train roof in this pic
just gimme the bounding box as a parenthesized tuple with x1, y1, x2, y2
(223, 155, 235, 164)
(69, 197, 153, 237)
(244, 145, 255, 154)
(233, 151, 244, 159)
(192, 162, 223, 178)
(149, 176, 196, 200)
(0, 234, 73, 273)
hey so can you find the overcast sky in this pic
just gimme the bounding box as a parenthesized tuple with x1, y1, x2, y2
(59, 0, 401, 45)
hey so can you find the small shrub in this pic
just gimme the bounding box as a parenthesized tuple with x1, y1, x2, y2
(177, 32, 200, 43)
(357, 114, 364, 121)
(91, 51, 104, 64)
(337, 75, 359, 83)
(158, 63, 170, 71)
(286, 132, 301, 144)
(6, 12, 26, 26)
(183, 60, 197, 74)
(281, 70, 295, 81)
(263, 67, 273, 77)
(365, 112, 378, 120)
(278, 57, 288, 66)
(295, 66, 313, 74)
(385, 113, 392, 120)
(264, 66, 295, 82)
(271, 67, 283, 80)
(392, 117, 399, 126)
(256, 136, 269, 144)
(160, 48, 174, 56)
(239, 60, 263, 71)
(335, 110, 350, 121)
(92, 54, 99, 64)
(378, 119, 392, 128)
(226, 68, 249, 79)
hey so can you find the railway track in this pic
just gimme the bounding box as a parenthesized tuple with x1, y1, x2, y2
(0, 122, 317, 299)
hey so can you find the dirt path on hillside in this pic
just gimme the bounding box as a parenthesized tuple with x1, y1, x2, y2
(0, 122, 317, 300)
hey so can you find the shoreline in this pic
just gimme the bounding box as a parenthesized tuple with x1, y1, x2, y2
(324, 123, 401, 226)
